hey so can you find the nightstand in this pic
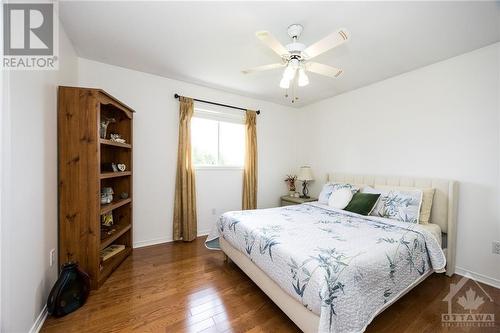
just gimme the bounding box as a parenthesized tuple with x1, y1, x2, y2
(280, 195, 318, 207)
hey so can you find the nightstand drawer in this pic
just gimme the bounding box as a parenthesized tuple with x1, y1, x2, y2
(281, 199, 298, 207)
(280, 195, 318, 207)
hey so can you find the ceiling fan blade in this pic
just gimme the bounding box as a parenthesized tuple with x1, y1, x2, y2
(241, 63, 285, 74)
(255, 31, 289, 57)
(306, 62, 343, 78)
(304, 28, 349, 59)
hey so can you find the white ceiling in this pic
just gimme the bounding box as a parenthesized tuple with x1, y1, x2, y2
(60, 1, 500, 107)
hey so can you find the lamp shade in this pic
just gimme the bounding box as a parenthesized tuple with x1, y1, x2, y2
(298, 68, 309, 87)
(279, 77, 290, 89)
(297, 166, 314, 181)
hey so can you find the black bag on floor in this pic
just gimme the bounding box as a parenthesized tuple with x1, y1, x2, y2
(47, 262, 90, 317)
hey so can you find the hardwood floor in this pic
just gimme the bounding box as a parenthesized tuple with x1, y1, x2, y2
(42, 237, 499, 333)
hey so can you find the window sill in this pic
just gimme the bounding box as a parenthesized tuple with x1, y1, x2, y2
(194, 166, 244, 171)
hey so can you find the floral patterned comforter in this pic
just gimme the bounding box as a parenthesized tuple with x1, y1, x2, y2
(206, 203, 446, 333)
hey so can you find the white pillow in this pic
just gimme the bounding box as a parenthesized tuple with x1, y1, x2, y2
(328, 188, 353, 209)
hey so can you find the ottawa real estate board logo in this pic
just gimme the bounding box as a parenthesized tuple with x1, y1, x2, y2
(2, 2, 58, 70)
(442, 275, 496, 328)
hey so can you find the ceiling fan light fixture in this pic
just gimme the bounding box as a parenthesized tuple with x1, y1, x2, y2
(289, 58, 300, 69)
(279, 77, 290, 89)
(246, 24, 349, 95)
(298, 68, 309, 87)
(283, 65, 296, 81)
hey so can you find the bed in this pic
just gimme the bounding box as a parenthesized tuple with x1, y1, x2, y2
(206, 173, 458, 333)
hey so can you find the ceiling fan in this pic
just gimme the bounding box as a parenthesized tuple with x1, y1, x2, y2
(242, 24, 349, 90)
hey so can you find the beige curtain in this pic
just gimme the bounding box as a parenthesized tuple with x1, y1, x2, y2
(173, 97, 197, 241)
(242, 110, 258, 210)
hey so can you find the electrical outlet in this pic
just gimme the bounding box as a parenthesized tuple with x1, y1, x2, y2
(49, 249, 56, 266)
(492, 241, 500, 255)
(211, 208, 217, 215)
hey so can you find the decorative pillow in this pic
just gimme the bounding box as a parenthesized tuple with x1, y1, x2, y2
(419, 188, 435, 224)
(361, 186, 379, 194)
(328, 188, 354, 209)
(364, 187, 385, 216)
(344, 192, 381, 216)
(318, 183, 334, 204)
(318, 182, 359, 204)
(332, 183, 360, 194)
(372, 189, 423, 223)
(375, 185, 435, 224)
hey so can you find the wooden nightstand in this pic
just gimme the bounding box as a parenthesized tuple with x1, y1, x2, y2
(280, 195, 318, 207)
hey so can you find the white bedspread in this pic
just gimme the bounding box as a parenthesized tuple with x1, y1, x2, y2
(206, 203, 446, 333)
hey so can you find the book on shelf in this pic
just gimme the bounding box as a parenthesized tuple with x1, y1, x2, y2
(100, 244, 126, 261)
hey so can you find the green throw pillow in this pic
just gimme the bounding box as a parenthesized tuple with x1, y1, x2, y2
(344, 192, 381, 216)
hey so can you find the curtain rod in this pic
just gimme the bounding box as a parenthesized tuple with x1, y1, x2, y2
(174, 94, 260, 115)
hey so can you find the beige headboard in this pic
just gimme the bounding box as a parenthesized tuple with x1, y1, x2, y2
(328, 172, 458, 276)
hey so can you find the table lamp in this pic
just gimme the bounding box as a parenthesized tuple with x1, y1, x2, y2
(297, 166, 314, 198)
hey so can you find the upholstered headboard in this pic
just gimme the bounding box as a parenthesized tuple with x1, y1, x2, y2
(327, 172, 458, 276)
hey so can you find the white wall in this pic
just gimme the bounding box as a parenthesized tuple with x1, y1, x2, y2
(298, 43, 500, 285)
(1, 25, 78, 332)
(77, 58, 299, 246)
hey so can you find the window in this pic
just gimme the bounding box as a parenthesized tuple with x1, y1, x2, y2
(191, 107, 245, 168)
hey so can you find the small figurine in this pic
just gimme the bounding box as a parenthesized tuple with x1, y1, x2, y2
(100, 187, 114, 204)
(101, 212, 113, 227)
(109, 133, 126, 144)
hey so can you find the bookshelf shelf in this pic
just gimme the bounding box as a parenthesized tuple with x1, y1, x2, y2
(100, 198, 132, 214)
(100, 171, 132, 179)
(100, 224, 132, 250)
(99, 138, 132, 149)
(99, 247, 132, 285)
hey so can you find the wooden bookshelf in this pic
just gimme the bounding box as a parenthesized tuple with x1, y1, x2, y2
(58, 86, 135, 289)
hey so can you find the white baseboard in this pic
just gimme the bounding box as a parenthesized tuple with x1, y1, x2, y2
(133, 237, 172, 248)
(197, 230, 210, 237)
(29, 305, 47, 333)
(455, 266, 500, 289)
(133, 232, 210, 249)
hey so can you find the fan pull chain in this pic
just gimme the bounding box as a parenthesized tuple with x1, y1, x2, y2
(284, 78, 300, 104)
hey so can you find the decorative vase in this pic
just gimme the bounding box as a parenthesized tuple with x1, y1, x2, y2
(99, 122, 108, 139)
(99, 118, 115, 139)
